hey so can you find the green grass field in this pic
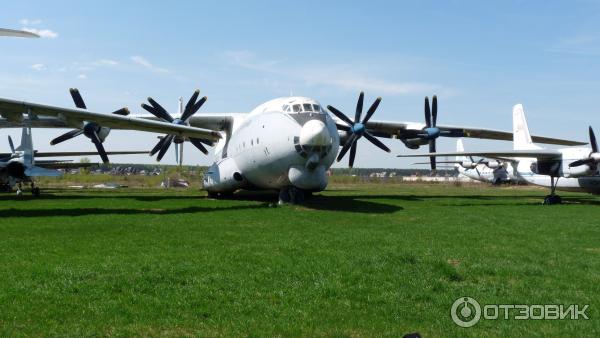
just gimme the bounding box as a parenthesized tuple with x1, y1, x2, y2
(0, 183, 599, 337)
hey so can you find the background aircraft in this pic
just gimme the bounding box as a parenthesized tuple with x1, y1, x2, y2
(400, 104, 600, 204)
(0, 28, 39, 38)
(1, 127, 145, 196)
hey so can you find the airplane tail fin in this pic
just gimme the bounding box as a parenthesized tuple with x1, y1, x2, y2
(455, 139, 467, 171)
(15, 127, 33, 152)
(512, 104, 541, 150)
(456, 139, 467, 162)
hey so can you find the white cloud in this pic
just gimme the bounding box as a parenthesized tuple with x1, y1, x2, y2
(22, 27, 58, 39)
(77, 74, 88, 79)
(224, 50, 443, 96)
(94, 59, 118, 66)
(30, 63, 46, 71)
(130, 55, 169, 73)
(19, 19, 42, 25)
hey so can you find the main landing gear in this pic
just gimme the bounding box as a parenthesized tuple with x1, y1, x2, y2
(543, 176, 561, 205)
(279, 186, 311, 204)
(15, 182, 40, 197)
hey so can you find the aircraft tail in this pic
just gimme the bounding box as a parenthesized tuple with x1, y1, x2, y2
(512, 104, 541, 150)
(25, 166, 62, 177)
(15, 127, 33, 152)
(454, 139, 467, 172)
(455, 139, 468, 162)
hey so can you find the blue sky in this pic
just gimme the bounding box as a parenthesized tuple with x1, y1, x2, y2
(1, 0, 599, 167)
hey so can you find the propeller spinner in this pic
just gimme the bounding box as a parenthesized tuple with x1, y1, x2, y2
(328, 92, 391, 168)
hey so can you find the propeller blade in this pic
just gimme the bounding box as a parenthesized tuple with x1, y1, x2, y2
(569, 158, 594, 167)
(8, 136, 15, 153)
(183, 90, 200, 118)
(183, 96, 207, 121)
(361, 97, 382, 124)
(429, 139, 437, 170)
(348, 142, 358, 168)
(327, 105, 354, 126)
(179, 141, 184, 165)
(424, 96, 431, 128)
(590, 126, 598, 153)
(156, 135, 175, 162)
(69, 88, 87, 109)
(355, 92, 364, 123)
(50, 129, 84, 145)
(364, 131, 391, 152)
(189, 138, 209, 155)
(432, 95, 438, 127)
(174, 143, 179, 165)
(336, 123, 351, 132)
(146, 98, 174, 122)
(150, 136, 168, 156)
(111, 107, 130, 116)
(89, 131, 109, 164)
(337, 134, 357, 162)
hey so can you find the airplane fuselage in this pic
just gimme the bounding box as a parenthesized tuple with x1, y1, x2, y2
(203, 97, 339, 193)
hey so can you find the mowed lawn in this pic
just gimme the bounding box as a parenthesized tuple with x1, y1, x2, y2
(0, 183, 599, 337)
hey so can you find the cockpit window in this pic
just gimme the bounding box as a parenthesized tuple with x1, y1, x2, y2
(303, 103, 313, 111)
(312, 104, 321, 113)
(282, 104, 290, 112)
(292, 104, 301, 112)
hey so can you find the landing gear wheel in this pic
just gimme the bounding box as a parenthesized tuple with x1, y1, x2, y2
(279, 187, 305, 204)
(278, 188, 291, 205)
(16, 189, 23, 197)
(32, 187, 40, 197)
(207, 191, 218, 199)
(543, 195, 562, 205)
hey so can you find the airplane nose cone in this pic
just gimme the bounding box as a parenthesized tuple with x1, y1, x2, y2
(299, 120, 331, 147)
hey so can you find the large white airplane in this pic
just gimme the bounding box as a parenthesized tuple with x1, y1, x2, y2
(1, 127, 145, 195)
(400, 104, 600, 204)
(0, 90, 585, 202)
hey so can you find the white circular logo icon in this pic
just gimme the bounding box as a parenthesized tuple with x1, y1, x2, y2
(451, 296, 481, 327)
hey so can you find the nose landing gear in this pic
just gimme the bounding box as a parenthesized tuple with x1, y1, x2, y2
(543, 176, 561, 205)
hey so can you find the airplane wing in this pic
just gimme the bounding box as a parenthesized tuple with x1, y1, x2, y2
(35, 160, 99, 169)
(398, 149, 562, 162)
(32, 150, 148, 158)
(364, 119, 586, 146)
(0, 28, 39, 38)
(0, 98, 222, 142)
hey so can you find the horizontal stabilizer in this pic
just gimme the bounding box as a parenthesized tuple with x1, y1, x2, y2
(25, 166, 62, 177)
(32, 150, 148, 158)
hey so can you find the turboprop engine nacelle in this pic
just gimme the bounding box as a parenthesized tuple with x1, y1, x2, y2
(401, 138, 429, 149)
(562, 160, 597, 178)
(484, 160, 502, 169)
(461, 160, 477, 169)
(203, 157, 246, 192)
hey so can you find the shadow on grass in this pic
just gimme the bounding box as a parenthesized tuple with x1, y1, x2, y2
(0, 204, 270, 218)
